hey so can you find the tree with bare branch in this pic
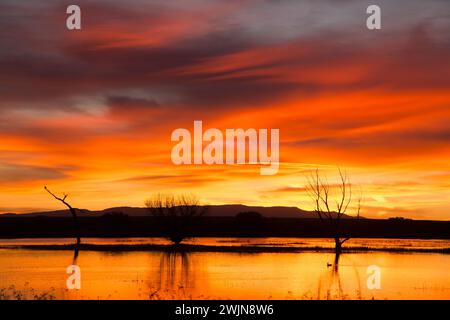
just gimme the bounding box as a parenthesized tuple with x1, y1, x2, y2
(44, 186, 81, 247)
(306, 169, 361, 258)
(145, 194, 208, 245)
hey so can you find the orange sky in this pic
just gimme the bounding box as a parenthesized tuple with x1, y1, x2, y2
(0, 0, 449, 219)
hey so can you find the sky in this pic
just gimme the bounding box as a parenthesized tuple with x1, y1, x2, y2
(0, 0, 449, 220)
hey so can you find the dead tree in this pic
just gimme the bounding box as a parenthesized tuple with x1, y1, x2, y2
(44, 186, 81, 247)
(145, 194, 208, 245)
(306, 169, 361, 257)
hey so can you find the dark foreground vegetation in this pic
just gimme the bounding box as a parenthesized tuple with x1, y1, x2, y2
(3, 243, 449, 254)
(0, 215, 449, 239)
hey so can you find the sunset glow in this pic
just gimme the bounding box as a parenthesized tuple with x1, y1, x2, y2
(1, 0, 449, 220)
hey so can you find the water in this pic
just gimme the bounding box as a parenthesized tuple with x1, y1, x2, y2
(0, 238, 449, 300)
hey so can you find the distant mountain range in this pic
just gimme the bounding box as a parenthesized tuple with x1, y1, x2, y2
(0, 204, 356, 219)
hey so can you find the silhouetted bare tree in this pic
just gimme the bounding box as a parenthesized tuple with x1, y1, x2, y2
(145, 194, 208, 245)
(306, 169, 361, 261)
(44, 186, 80, 262)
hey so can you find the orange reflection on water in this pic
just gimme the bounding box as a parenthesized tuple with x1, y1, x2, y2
(0, 243, 449, 300)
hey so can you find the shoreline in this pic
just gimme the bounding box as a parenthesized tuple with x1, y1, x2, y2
(1, 243, 449, 254)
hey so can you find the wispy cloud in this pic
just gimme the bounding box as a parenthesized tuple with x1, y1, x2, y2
(0, 0, 449, 218)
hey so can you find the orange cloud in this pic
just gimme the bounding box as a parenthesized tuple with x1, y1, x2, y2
(0, 0, 449, 219)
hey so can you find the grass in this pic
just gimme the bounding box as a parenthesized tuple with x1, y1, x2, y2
(1, 243, 449, 254)
(0, 281, 378, 300)
(0, 284, 55, 300)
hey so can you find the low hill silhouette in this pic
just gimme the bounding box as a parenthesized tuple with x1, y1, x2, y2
(0, 204, 356, 219)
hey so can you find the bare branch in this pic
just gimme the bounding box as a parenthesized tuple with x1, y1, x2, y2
(304, 168, 359, 256)
(145, 193, 207, 244)
(44, 186, 80, 245)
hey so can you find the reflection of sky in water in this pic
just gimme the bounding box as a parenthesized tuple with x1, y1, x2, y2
(0, 243, 449, 300)
(1, 237, 449, 250)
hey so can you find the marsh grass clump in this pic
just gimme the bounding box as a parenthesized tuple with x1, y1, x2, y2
(148, 285, 214, 300)
(0, 284, 56, 300)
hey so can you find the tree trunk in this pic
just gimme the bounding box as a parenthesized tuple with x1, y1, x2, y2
(69, 207, 81, 246)
(334, 237, 342, 254)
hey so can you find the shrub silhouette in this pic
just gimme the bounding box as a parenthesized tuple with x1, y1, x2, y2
(145, 194, 208, 245)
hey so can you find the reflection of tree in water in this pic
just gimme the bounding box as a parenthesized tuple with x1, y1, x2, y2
(72, 244, 79, 265)
(160, 251, 191, 289)
(60, 243, 81, 300)
(149, 251, 197, 299)
(316, 253, 362, 300)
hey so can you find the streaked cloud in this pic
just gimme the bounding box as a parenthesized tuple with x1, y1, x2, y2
(0, 0, 449, 218)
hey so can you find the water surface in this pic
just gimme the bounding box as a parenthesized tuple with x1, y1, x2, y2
(0, 238, 449, 300)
